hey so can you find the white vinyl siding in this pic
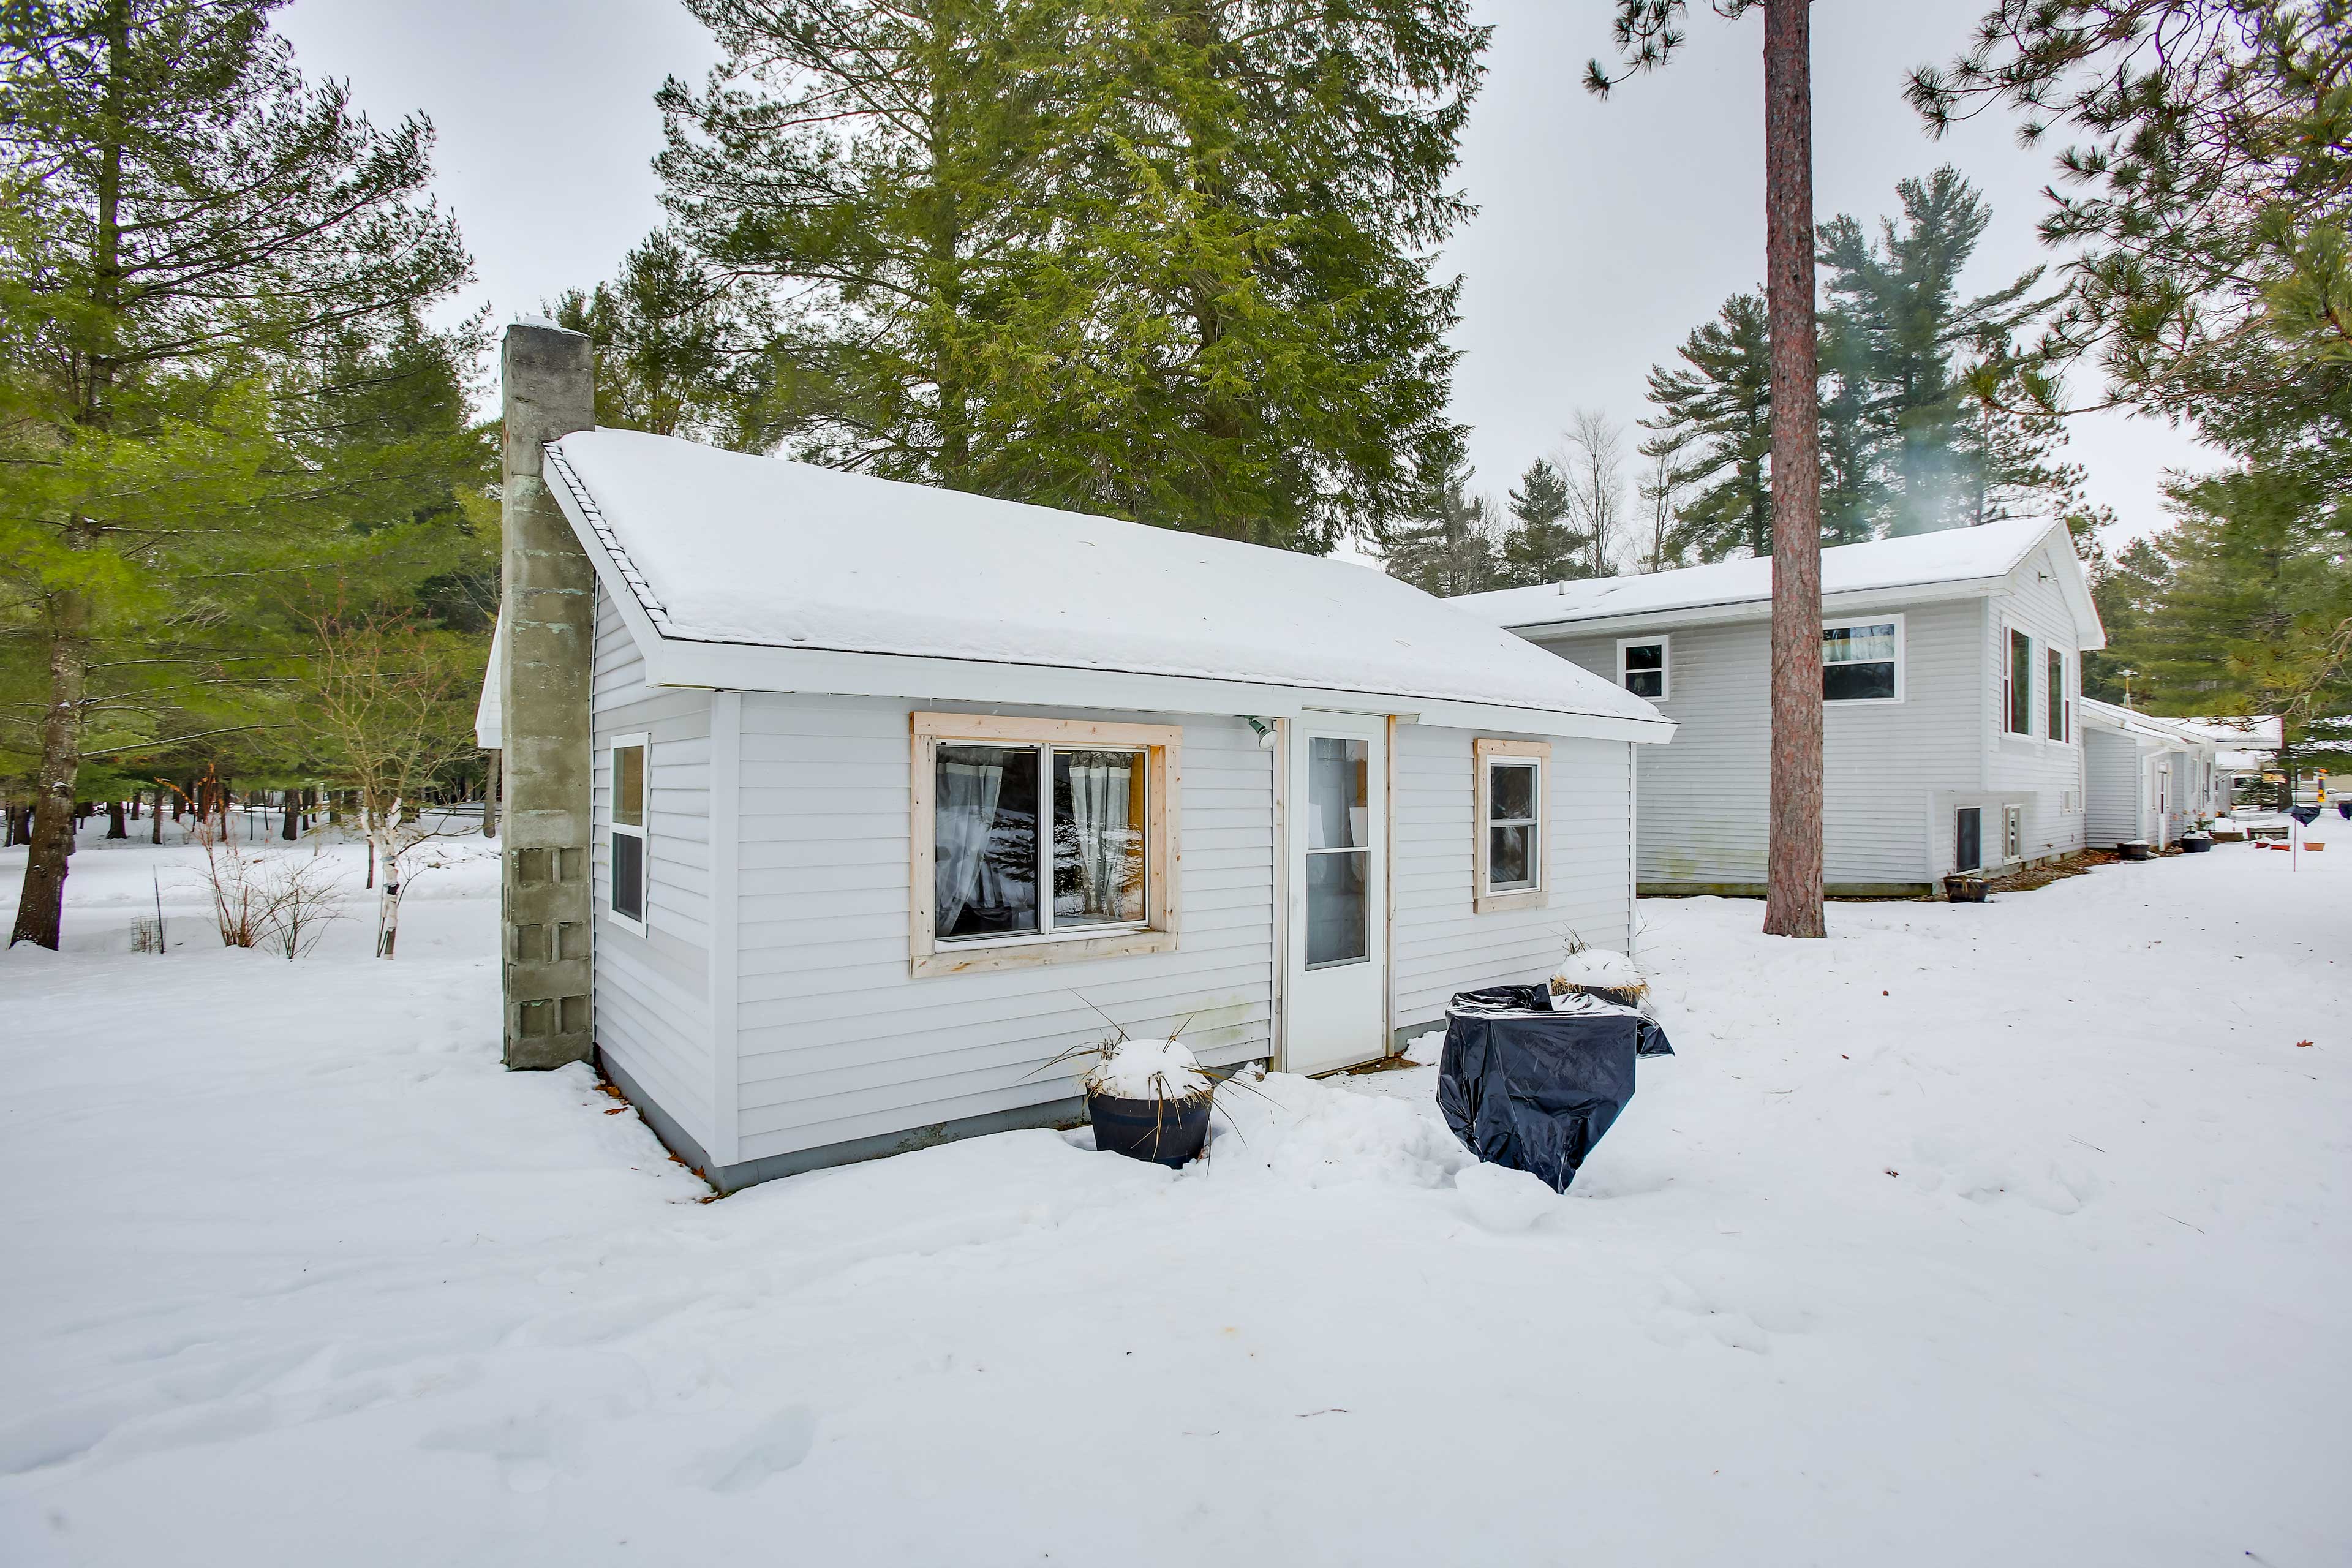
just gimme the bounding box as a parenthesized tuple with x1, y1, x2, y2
(1538, 598, 1981, 890)
(590, 584, 717, 1155)
(729, 695, 1273, 1166)
(1983, 541, 2092, 869)
(1392, 725, 1633, 1035)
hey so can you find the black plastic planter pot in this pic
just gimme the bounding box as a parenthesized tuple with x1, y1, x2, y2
(2181, 834, 2213, 853)
(2119, 841, 2152, 861)
(1943, 875, 1989, 902)
(1087, 1092, 1210, 1168)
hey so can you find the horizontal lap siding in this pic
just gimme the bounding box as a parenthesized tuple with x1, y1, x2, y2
(1544, 601, 1983, 888)
(590, 586, 716, 1153)
(1391, 725, 1632, 1034)
(2084, 727, 2143, 847)
(731, 695, 1273, 1164)
(1983, 545, 2091, 869)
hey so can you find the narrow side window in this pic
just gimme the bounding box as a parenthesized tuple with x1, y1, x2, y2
(2006, 628, 2034, 734)
(610, 737, 648, 932)
(1472, 738, 1550, 913)
(2047, 647, 2068, 741)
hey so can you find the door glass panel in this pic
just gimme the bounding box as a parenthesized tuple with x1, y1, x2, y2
(1053, 749, 1146, 927)
(1306, 736, 1371, 967)
(1308, 737, 1368, 849)
(935, 743, 1039, 940)
(1954, 807, 1981, 873)
(1306, 848, 1368, 967)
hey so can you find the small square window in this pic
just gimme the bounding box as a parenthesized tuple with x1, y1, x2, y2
(1618, 638, 1669, 701)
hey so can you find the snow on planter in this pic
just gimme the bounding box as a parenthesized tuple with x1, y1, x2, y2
(1083, 1036, 1210, 1102)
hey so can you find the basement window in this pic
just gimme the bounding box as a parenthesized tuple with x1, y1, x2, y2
(609, 734, 648, 935)
(1474, 738, 1550, 914)
(911, 714, 1179, 976)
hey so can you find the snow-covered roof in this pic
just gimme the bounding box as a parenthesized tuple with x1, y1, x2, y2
(515, 428, 1668, 739)
(2079, 698, 2220, 753)
(1452, 516, 2103, 647)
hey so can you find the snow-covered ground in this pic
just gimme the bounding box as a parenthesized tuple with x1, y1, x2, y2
(2, 816, 2346, 1566)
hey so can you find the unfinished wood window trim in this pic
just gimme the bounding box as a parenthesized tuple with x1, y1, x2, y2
(909, 712, 1183, 978)
(1472, 737, 1551, 915)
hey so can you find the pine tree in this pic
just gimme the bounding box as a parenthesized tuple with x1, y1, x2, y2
(1497, 458, 1577, 585)
(659, 0, 1487, 551)
(0, 0, 470, 949)
(1591, 0, 1826, 939)
(1642, 292, 1774, 560)
(550, 232, 772, 449)
(1380, 454, 1497, 598)
(1815, 167, 2048, 535)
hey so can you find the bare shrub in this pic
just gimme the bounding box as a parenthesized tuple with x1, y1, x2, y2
(187, 821, 345, 956)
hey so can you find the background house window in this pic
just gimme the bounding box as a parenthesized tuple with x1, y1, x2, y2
(2048, 647, 2069, 741)
(610, 737, 647, 930)
(2007, 628, 2034, 734)
(934, 742, 1145, 942)
(1618, 638, 1668, 699)
(1822, 619, 1900, 702)
(1472, 738, 1551, 913)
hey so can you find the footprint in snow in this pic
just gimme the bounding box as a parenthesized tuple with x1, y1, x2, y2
(691, 1408, 818, 1493)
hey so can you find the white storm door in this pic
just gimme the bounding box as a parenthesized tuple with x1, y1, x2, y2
(1285, 715, 1387, 1076)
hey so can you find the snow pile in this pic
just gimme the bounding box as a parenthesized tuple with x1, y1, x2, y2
(1084, 1036, 1210, 1101)
(1455, 1164, 1559, 1232)
(4, 814, 2349, 1565)
(1551, 944, 1645, 1002)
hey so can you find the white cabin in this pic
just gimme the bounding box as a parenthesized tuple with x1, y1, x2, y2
(1450, 520, 2106, 896)
(479, 428, 1671, 1190)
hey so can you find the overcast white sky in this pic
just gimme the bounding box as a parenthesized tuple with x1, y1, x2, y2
(278, 0, 2214, 539)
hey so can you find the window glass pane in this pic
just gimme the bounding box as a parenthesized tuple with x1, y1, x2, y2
(1306, 851, 1368, 967)
(612, 831, 644, 921)
(2048, 650, 2065, 738)
(1623, 642, 1665, 672)
(2008, 630, 2033, 733)
(1625, 668, 1664, 698)
(1823, 624, 1898, 664)
(1054, 749, 1146, 927)
(614, 745, 644, 828)
(1954, 808, 1981, 872)
(1308, 737, 1368, 850)
(1489, 760, 1537, 824)
(935, 744, 1039, 940)
(1823, 660, 1896, 702)
(1490, 823, 1534, 891)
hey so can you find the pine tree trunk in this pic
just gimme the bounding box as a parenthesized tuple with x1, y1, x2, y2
(281, 788, 298, 840)
(150, 788, 163, 843)
(1761, 0, 1825, 939)
(481, 751, 500, 839)
(107, 799, 126, 839)
(11, 600, 90, 949)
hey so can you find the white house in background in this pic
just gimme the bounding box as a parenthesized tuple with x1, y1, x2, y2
(477, 426, 1672, 1191)
(1449, 517, 2105, 897)
(2175, 715, 2283, 807)
(2079, 700, 2222, 849)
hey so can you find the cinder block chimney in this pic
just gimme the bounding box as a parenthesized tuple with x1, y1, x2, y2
(499, 322, 597, 1069)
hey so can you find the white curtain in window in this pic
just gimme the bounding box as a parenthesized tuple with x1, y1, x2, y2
(936, 757, 1006, 929)
(1066, 753, 1134, 917)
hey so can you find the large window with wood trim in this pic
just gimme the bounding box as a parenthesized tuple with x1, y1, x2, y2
(608, 733, 648, 935)
(1473, 737, 1550, 914)
(910, 714, 1179, 975)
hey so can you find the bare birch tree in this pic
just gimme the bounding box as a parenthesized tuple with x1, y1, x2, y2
(1556, 409, 1626, 578)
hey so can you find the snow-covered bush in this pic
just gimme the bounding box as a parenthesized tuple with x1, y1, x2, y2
(1083, 1035, 1212, 1103)
(1550, 937, 1647, 1004)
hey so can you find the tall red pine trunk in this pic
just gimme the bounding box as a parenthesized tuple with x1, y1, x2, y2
(1761, 0, 1825, 938)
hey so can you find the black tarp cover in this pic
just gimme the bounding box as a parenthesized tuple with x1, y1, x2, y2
(1436, 985, 1673, 1193)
